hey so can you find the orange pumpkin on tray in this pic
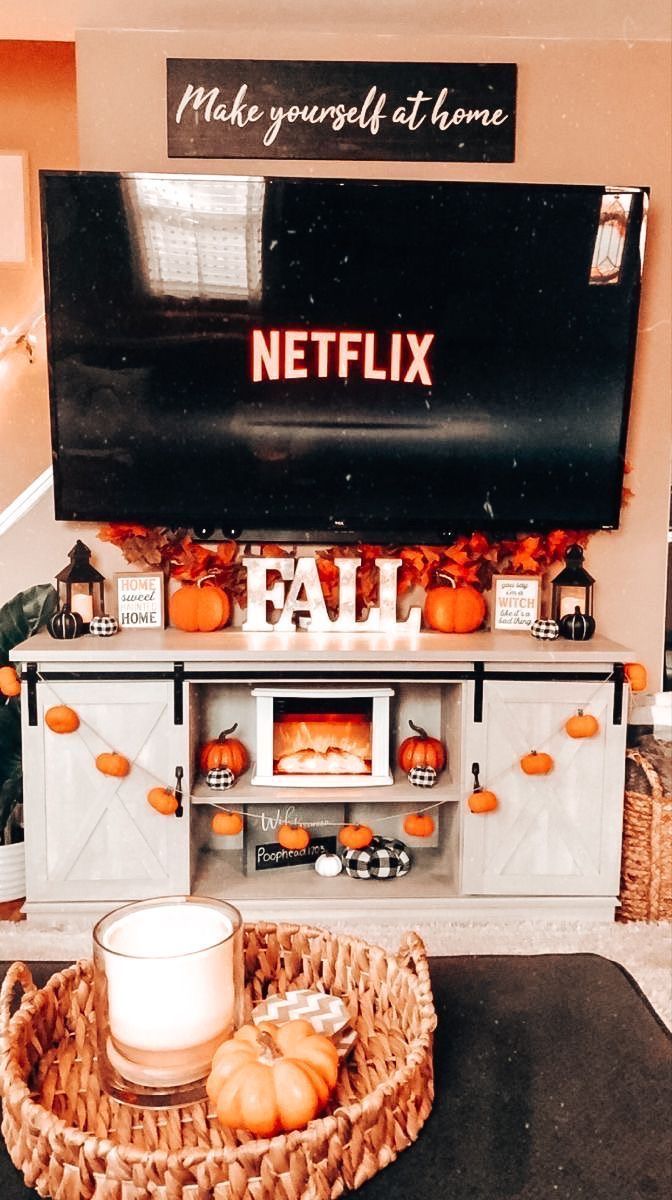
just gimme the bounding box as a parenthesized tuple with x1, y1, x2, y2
(206, 1018, 339, 1136)
(424, 578, 486, 634)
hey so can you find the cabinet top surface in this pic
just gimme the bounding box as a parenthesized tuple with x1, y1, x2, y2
(11, 628, 635, 666)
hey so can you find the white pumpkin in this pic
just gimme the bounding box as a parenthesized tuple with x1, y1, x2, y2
(314, 852, 343, 877)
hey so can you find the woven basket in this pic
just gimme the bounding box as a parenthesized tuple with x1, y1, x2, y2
(618, 749, 672, 922)
(0, 922, 436, 1200)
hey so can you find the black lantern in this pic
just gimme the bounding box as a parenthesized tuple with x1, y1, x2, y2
(56, 541, 106, 631)
(551, 544, 594, 624)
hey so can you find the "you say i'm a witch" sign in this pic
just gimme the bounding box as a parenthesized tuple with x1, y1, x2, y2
(167, 60, 516, 162)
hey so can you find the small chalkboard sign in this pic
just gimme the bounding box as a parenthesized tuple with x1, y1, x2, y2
(255, 836, 338, 871)
(167, 59, 517, 162)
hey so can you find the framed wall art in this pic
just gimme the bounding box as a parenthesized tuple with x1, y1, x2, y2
(115, 571, 165, 631)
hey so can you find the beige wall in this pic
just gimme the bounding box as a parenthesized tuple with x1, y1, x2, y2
(2, 22, 670, 686)
(0, 42, 77, 510)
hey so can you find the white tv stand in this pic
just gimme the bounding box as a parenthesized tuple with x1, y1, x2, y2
(12, 629, 633, 925)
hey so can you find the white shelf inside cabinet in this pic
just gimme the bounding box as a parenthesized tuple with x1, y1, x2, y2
(192, 848, 459, 901)
(190, 774, 461, 805)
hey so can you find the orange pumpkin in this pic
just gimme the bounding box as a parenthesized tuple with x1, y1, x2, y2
(206, 1018, 339, 1136)
(169, 580, 231, 632)
(278, 823, 310, 850)
(467, 788, 498, 814)
(397, 720, 446, 772)
(624, 662, 648, 693)
(424, 579, 486, 634)
(96, 751, 131, 777)
(565, 709, 600, 739)
(403, 812, 435, 838)
(520, 750, 554, 776)
(147, 786, 178, 815)
(199, 724, 249, 776)
(211, 810, 244, 836)
(338, 823, 374, 850)
(0, 665, 20, 697)
(45, 704, 80, 734)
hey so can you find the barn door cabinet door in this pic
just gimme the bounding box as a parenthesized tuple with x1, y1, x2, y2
(22, 680, 190, 902)
(461, 679, 626, 896)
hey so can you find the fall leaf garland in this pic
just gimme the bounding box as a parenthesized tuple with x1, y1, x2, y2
(98, 525, 591, 618)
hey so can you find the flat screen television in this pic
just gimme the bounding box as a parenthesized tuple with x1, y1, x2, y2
(41, 171, 647, 541)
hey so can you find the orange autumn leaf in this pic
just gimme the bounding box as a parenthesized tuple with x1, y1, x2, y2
(543, 529, 589, 562)
(397, 565, 418, 595)
(170, 537, 214, 580)
(400, 547, 426, 573)
(443, 543, 471, 566)
(358, 560, 380, 607)
(216, 540, 238, 565)
(98, 522, 150, 542)
(508, 536, 545, 574)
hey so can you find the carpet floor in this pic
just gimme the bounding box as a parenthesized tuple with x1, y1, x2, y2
(2, 917, 670, 1029)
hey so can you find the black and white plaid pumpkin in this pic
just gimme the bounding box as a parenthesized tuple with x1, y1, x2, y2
(206, 766, 236, 790)
(48, 607, 83, 640)
(530, 618, 560, 641)
(408, 764, 437, 788)
(343, 836, 411, 879)
(89, 615, 119, 637)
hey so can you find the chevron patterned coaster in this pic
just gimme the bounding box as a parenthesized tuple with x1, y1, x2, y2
(251, 989, 350, 1036)
(251, 990, 357, 1060)
(333, 1026, 358, 1060)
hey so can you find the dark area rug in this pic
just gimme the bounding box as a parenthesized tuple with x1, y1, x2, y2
(1, 954, 670, 1199)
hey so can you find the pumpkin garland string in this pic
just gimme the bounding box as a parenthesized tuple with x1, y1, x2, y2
(32, 665, 618, 828)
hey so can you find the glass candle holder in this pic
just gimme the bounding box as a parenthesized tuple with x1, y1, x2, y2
(93, 895, 244, 1107)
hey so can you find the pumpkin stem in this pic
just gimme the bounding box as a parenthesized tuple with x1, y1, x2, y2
(433, 571, 457, 589)
(256, 1029, 282, 1060)
(408, 720, 429, 739)
(218, 724, 239, 740)
(577, 709, 584, 716)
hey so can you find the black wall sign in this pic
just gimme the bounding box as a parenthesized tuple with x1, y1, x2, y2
(167, 59, 516, 162)
(255, 836, 338, 871)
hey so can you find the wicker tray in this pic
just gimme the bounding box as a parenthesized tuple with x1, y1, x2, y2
(0, 922, 436, 1200)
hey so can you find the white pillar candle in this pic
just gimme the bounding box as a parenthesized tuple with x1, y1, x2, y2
(94, 898, 242, 1088)
(71, 593, 94, 622)
(560, 591, 587, 618)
